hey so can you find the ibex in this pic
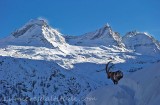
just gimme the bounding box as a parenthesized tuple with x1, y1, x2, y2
(106, 61, 123, 84)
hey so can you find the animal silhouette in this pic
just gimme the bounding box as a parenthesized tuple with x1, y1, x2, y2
(105, 61, 123, 84)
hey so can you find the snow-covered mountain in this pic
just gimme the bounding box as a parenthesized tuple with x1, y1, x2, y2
(123, 31, 160, 55)
(66, 24, 125, 48)
(0, 19, 160, 105)
(0, 19, 67, 48)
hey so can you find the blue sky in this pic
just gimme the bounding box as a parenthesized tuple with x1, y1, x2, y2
(0, 0, 160, 40)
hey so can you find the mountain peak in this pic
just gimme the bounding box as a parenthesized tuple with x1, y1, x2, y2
(103, 23, 111, 29)
(123, 31, 160, 55)
(125, 30, 137, 36)
(1, 18, 67, 48)
(12, 18, 49, 38)
(66, 23, 125, 48)
(25, 18, 48, 27)
(125, 30, 151, 38)
(90, 24, 113, 40)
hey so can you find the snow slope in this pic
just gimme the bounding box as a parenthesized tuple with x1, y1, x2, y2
(86, 62, 160, 105)
(123, 31, 160, 55)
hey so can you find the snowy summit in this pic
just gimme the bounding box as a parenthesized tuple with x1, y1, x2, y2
(1, 19, 66, 48)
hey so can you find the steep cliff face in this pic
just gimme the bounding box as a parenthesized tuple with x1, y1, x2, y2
(123, 31, 160, 55)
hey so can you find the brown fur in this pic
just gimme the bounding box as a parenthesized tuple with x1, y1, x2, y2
(106, 61, 123, 84)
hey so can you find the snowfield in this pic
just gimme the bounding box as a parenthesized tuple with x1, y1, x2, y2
(0, 19, 160, 105)
(86, 62, 160, 105)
